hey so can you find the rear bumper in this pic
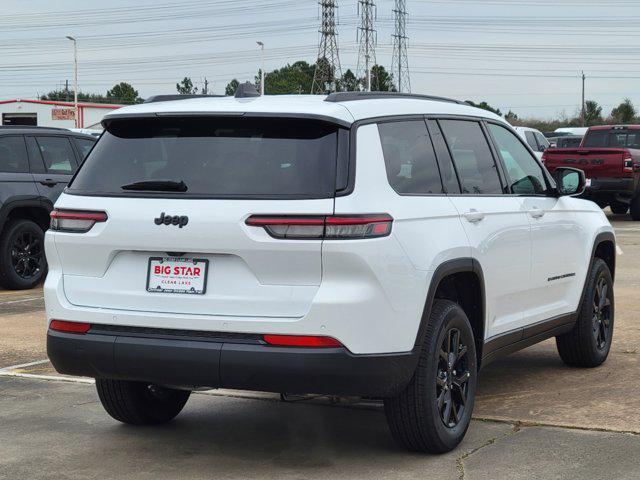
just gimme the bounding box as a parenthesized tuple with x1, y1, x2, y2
(583, 177, 636, 202)
(47, 328, 418, 397)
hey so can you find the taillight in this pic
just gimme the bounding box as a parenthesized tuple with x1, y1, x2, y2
(263, 334, 342, 348)
(49, 320, 91, 334)
(623, 152, 634, 173)
(541, 152, 547, 164)
(246, 214, 393, 240)
(50, 209, 107, 233)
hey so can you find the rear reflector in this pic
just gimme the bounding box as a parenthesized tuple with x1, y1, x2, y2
(50, 209, 107, 233)
(246, 214, 393, 240)
(263, 334, 342, 348)
(49, 320, 91, 334)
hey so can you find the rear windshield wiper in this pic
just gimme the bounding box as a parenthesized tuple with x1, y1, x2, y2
(121, 180, 188, 192)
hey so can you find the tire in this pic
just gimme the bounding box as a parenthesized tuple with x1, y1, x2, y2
(95, 379, 190, 425)
(630, 196, 640, 221)
(556, 258, 614, 368)
(0, 219, 46, 290)
(384, 300, 478, 453)
(609, 201, 629, 215)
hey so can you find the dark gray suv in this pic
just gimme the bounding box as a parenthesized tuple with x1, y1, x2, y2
(0, 126, 96, 289)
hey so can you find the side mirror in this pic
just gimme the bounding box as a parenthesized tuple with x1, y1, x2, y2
(554, 167, 586, 196)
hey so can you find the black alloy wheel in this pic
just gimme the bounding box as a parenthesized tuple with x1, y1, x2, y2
(436, 328, 471, 428)
(11, 229, 43, 280)
(592, 276, 612, 350)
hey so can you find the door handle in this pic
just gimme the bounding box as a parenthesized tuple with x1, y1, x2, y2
(463, 209, 485, 223)
(528, 207, 545, 219)
(40, 179, 58, 187)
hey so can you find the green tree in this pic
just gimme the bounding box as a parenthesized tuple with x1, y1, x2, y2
(466, 100, 502, 117)
(106, 82, 141, 104)
(610, 98, 636, 124)
(256, 61, 315, 95)
(176, 77, 198, 95)
(40, 89, 110, 104)
(225, 79, 240, 96)
(370, 65, 396, 92)
(584, 100, 603, 126)
(505, 110, 519, 123)
(337, 69, 360, 92)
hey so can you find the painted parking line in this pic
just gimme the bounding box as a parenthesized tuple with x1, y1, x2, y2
(0, 371, 94, 384)
(0, 296, 44, 305)
(0, 359, 50, 373)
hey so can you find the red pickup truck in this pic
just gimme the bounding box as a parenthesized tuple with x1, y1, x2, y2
(542, 125, 640, 219)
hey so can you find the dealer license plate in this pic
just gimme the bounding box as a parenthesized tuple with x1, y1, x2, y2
(146, 257, 208, 294)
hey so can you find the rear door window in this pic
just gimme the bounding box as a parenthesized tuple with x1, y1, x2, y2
(378, 120, 444, 194)
(69, 117, 342, 198)
(73, 137, 96, 160)
(0, 136, 29, 173)
(439, 120, 503, 194)
(35, 136, 77, 174)
(534, 132, 549, 151)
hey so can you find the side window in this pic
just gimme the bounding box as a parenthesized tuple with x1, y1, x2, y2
(0, 136, 29, 173)
(378, 120, 444, 194)
(35, 136, 77, 174)
(74, 137, 96, 160)
(439, 120, 503, 194)
(524, 131, 538, 150)
(488, 124, 548, 195)
(534, 132, 549, 151)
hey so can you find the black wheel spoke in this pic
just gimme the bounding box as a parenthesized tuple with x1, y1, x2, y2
(436, 326, 471, 429)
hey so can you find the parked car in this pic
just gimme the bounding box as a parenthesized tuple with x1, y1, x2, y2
(543, 125, 640, 218)
(513, 126, 550, 160)
(0, 126, 96, 289)
(547, 135, 584, 149)
(45, 91, 615, 454)
(555, 127, 589, 136)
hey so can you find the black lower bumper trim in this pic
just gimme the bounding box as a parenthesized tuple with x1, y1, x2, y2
(47, 329, 418, 397)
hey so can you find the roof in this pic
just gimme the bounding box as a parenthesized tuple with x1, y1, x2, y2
(0, 99, 123, 109)
(0, 125, 97, 138)
(102, 94, 505, 126)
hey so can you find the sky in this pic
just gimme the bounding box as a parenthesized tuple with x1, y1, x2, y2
(2, 0, 640, 119)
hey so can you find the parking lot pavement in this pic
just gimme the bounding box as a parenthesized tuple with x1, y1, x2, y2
(2, 376, 639, 480)
(0, 210, 639, 478)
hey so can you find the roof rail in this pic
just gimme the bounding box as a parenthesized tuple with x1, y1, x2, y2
(144, 94, 224, 104)
(324, 91, 465, 105)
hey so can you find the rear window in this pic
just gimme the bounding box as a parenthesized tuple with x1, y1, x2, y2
(583, 129, 640, 149)
(69, 117, 343, 198)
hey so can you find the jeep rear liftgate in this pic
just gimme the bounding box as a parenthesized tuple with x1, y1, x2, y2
(54, 116, 348, 318)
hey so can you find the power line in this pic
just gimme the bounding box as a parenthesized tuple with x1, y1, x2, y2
(391, 0, 410, 92)
(312, 0, 342, 94)
(356, 0, 377, 91)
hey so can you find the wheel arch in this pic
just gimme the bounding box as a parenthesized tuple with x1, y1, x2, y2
(592, 231, 616, 282)
(0, 197, 53, 234)
(415, 258, 486, 365)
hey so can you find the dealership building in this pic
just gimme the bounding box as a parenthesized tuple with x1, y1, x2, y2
(0, 99, 123, 129)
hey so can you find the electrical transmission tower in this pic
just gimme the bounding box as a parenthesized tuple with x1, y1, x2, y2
(356, 0, 377, 92)
(391, 0, 410, 92)
(311, 1, 342, 94)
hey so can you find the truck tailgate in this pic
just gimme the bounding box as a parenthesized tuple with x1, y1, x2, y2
(543, 148, 626, 178)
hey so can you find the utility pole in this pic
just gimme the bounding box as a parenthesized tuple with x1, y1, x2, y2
(312, 0, 342, 94)
(257, 41, 265, 95)
(65, 79, 69, 102)
(391, 0, 410, 93)
(581, 71, 586, 127)
(202, 77, 209, 95)
(356, 0, 377, 92)
(66, 36, 78, 127)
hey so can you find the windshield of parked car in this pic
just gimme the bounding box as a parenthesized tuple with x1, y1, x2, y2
(68, 117, 342, 198)
(583, 129, 640, 149)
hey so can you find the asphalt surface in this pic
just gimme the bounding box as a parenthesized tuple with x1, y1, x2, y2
(1, 210, 639, 479)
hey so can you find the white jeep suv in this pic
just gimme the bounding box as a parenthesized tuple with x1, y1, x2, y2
(45, 91, 615, 453)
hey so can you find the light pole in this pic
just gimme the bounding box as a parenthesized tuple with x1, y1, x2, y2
(256, 41, 265, 95)
(66, 36, 78, 127)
